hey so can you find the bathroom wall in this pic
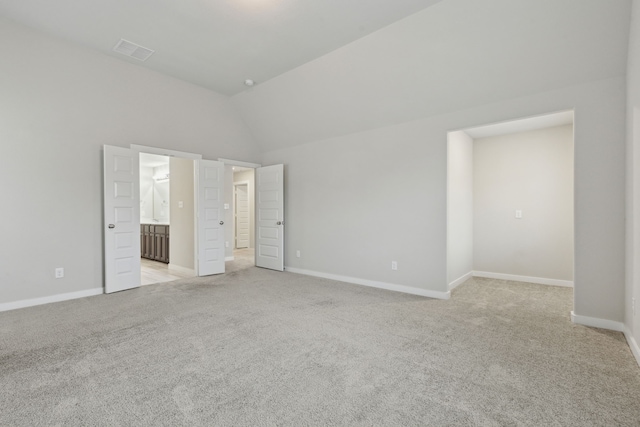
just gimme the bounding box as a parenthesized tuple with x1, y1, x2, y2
(153, 164, 170, 223)
(140, 166, 154, 221)
(169, 158, 195, 272)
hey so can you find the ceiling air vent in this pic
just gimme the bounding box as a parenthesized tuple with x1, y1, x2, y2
(113, 39, 155, 61)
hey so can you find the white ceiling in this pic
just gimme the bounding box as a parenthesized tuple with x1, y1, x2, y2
(232, 0, 631, 151)
(463, 110, 574, 139)
(0, 0, 443, 96)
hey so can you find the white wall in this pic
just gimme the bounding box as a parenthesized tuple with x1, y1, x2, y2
(263, 76, 626, 320)
(473, 125, 574, 282)
(169, 158, 195, 271)
(153, 164, 170, 223)
(0, 17, 260, 306)
(626, 0, 640, 360)
(234, 169, 255, 249)
(447, 131, 474, 287)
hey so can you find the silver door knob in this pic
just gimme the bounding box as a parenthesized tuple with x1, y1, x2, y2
(108, 224, 115, 229)
(219, 221, 224, 225)
(277, 221, 282, 225)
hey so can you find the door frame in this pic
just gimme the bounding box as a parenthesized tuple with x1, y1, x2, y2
(218, 158, 261, 262)
(131, 144, 202, 275)
(234, 181, 251, 249)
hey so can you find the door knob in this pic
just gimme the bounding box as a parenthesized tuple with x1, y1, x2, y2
(277, 221, 282, 225)
(108, 224, 115, 229)
(219, 221, 224, 225)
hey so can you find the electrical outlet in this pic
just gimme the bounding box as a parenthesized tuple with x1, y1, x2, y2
(391, 261, 398, 271)
(178, 201, 184, 208)
(296, 250, 301, 258)
(55, 267, 64, 279)
(515, 210, 523, 219)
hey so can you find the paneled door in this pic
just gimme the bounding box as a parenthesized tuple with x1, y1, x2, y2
(256, 164, 284, 271)
(103, 145, 141, 293)
(235, 183, 250, 249)
(197, 159, 225, 276)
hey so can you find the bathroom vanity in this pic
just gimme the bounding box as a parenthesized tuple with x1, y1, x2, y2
(141, 224, 169, 263)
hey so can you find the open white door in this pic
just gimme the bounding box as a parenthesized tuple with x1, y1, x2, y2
(197, 159, 225, 276)
(256, 164, 284, 271)
(103, 145, 141, 293)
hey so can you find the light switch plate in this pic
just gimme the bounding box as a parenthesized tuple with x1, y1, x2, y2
(224, 203, 230, 210)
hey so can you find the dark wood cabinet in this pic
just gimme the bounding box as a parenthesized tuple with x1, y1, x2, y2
(141, 224, 170, 263)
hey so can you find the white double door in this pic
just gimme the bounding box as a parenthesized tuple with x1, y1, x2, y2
(103, 145, 284, 293)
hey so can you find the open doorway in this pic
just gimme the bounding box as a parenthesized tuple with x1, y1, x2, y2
(446, 110, 575, 295)
(105, 147, 282, 293)
(139, 153, 197, 286)
(232, 166, 255, 266)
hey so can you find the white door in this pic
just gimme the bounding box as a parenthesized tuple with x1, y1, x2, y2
(103, 145, 141, 293)
(256, 164, 284, 271)
(235, 184, 250, 249)
(197, 159, 225, 276)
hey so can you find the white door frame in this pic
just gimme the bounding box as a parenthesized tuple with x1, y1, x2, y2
(219, 159, 261, 261)
(131, 145, 202, 275)
(234, 181, 251, 249)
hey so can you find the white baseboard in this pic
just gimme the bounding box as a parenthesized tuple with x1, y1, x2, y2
(570, 311, 624, 332)
(448, 271, 473, 291)
(168, 264, 195, 276)
(473, 271, 573, 288)
(284, 267, 450, 300)
(0, 288, 104, 313)
(225, 256, 235, 262)
(623, 326, 640, 367)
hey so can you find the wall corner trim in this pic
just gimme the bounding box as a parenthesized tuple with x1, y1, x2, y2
(284, 267, 450, 300)
(473, 271, 573, 287)
(448, 271, 473, 291)
(0, 288, 104, 313)
(570, 311, 624, 332)
(623, 326, 640, 368)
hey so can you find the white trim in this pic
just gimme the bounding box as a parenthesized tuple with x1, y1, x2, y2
(473, 271, 574, 287)
(218, 158, 261, 168)
(448, 271, 473, 291)
(131, 144, 202, 160)
(168, 264, 195, 276)
(285, 267, 450, 300)
(623, 326, 640, 367)
(0, 288, 103, 312)
(225, 256, 235, 261)
(570, 311, 624, 332)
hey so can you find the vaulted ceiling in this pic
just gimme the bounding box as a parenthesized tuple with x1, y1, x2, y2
(0, 0, 632, 152)
(0, 0, 443, 96)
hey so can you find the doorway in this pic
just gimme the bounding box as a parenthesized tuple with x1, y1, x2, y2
(104, 147, 284, 293)
(232, 167, 255, 265)
(446, 110, 575, 293)
(139, 153, 197, 286)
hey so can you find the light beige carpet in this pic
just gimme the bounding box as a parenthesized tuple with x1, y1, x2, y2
(1, 263, 639, 426)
